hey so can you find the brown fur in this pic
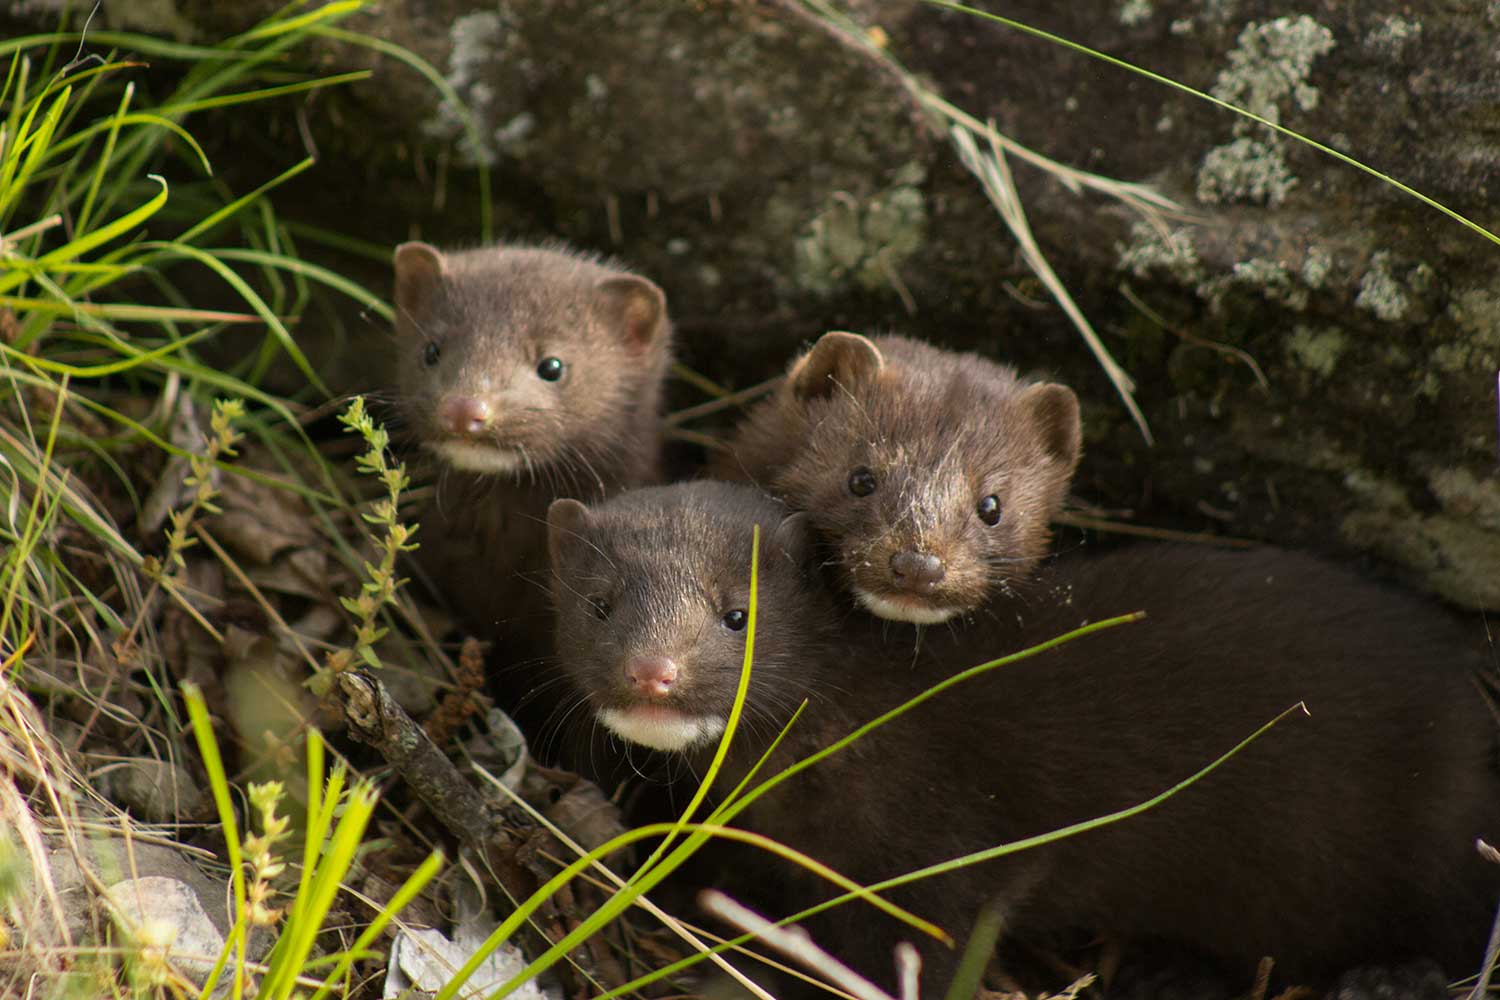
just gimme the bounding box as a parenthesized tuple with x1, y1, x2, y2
(391, 241, 672, 736)
(712, 333, 1081, 624)
(547, 482, 1499, 995)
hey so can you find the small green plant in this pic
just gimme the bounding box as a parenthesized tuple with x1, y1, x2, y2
(153, 397, 246, 579)
(317, 395, 418, 681)
(182, 683, 443, 1000)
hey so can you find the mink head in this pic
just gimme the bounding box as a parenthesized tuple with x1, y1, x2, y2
(546, 482, 832, 755)
(754, 332, 1081, 625)
(392, 241, 672, 487)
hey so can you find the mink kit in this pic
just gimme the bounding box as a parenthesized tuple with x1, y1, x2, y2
(714, 332, 1081, 625)
(389, 240, 673, 750)
(546, 481, 1499, 996)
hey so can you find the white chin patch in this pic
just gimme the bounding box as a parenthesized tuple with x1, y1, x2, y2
(432, 441, 523, 475)
(855, 590, 962, 625)
(598, 706, 727, 752)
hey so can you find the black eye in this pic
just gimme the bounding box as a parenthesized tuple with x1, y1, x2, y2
(848, 467, 877, 497)
(722, 609, 748, 631)
(977, 494, 1002, 526)
(590, 597, 611, 621)
(423, 341, 440, 366)
(536, 357, 565, 381)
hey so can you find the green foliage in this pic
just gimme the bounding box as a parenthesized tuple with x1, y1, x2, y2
(330, 396, 418, 672)
(182, 684, 443, 1000)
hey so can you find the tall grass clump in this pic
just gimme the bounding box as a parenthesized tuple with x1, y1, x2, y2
(0, 2, 462, 994)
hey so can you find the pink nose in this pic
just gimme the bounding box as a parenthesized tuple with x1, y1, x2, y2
(890, 551, 946, 593)
(624, 655, 678, 699)
(438, 396, 490, 436)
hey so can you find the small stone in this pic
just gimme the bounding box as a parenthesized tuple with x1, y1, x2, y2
(96, 759, 206, 824)
(108, 876, 225, 989)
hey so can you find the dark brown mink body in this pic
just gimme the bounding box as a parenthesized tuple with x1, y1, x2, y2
(390, 241, 672, 755)
(546, 482, 1499, 996)
(711, 332, 1082, 626)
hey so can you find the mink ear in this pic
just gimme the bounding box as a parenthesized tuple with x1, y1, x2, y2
(768, 511, 817, 575)
(1018, 382, 1082, 471)
(596, 275, 668, 354)
(788, 331, 885, 401)
(547, 498, 594, 568)
(393, 242, 446, 326)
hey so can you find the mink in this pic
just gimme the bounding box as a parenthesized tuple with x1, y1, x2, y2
(390, 240, 673, 749)
(712, 332, 1081, 626)
(546, 481, 1499, 996)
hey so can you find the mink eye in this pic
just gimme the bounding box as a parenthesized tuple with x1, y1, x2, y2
(589, 597, 612, 621)
(536, 356, 565, 381)
(977, 494, 1002, 526)
(721, 609, 748, 631)
(847, 467, 877, 497)
(423, 341, 441, 366)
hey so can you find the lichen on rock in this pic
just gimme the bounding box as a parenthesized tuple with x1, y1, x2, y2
(792, 163, 927, 295)
(1196, 15, 1336, 206)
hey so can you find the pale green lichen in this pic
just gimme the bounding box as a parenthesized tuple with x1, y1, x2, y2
(423, 10, 535, 166)
(1118, 0, 1153, 26)
(1286, 325, 1346, 377)
(1342, 507, 1500, 609)
(1197, 137, 1299, 206)
(1342, 469, 1409, 510)
(1354, 251, 1412, 322)
(1196, 256, 1310, 311)
(1366, 15, 1421, 55)
(1196, 16, 1335, 207)
(1300, 246, 1332, 288)
(1433, 342, 1475, 373)
(1116, 221, 1203, 283)
(1211, 16, 1335, 121)
(1447, 287, 1500, 349)
(792, 163, 928, 294)
(1429, 468, 1500, 532)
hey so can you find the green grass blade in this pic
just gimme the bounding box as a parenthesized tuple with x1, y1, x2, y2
(0, 31, 267, 62)
(212, 247, 394, 321)
(43, 110, 213, 179)
(0, 84, 68, 221)
(630, 526, 763, 882)
(942, 905, 1003, 1000)
(72, 80, 133, 236)
(430, 821, 938, 1000)
(0, 173, 168, 296)
(153, 70, 371, 117)
(178, 157, 315, 245)
(229, 0, 364, 45)
(141, 240, 331, 396)
(303, 851, 445, 1000)
(183, 681, 250, 999)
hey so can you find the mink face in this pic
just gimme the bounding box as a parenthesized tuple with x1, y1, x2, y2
(546, 482, 836, 754)
(717, 333, 1081, 625)
(392, 241, 672, 491)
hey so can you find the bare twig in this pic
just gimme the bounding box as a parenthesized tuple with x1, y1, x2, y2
(337, 669, 493, 839)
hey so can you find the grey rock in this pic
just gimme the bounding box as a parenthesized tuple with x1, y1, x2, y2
(95, 758, 207, 824)
(107, 876, 226, 989)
